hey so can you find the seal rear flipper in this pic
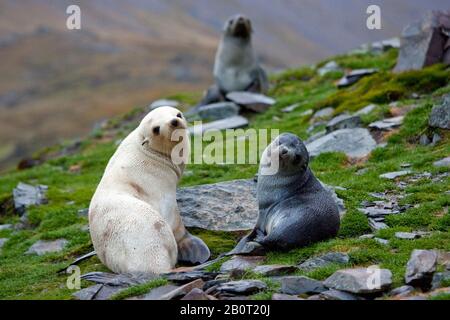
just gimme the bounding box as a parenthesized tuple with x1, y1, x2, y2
(228, 231, 266, 256)
(177, 232, 211, 265)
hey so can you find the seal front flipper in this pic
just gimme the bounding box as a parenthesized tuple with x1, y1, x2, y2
(177, 232, 211, 264)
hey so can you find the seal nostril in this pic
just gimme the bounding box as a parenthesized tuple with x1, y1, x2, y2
(171, 119, 179, 127)
(281, 148, 288, 155)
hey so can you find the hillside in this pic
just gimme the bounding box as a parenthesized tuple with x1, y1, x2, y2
(1, 0, 449, 170)
(0, 46, 449, 300)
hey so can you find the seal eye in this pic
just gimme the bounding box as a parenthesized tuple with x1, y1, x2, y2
(152, 126, 160, 135)
(177, 113, 183, 119)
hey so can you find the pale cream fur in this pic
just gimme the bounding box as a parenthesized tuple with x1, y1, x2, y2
(89, 106, 191, 274)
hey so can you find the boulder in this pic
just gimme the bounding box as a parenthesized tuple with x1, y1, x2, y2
(226, 92, 275, 113)
(214, 280, 267, 295)
(429, 94, 450, 129)
(369, 116, 404, 131)
(298, 252, 350, 271)
(324, 268, 392, 294)
(188, 116, 248, 135)
(326, 114, 361, 133)
(13, 182, 48, 215)
(178, 179, 346, 231)
(337, 69, 378, 88)
(405, 249, 438, 289)
(395, 11, 450, 72)
(306, 128, 377, 158)
(278, 276, 326, 295)
(25, 239, 68, 255)
(148, 99, 179, 110)
(197, 102, 240, 121)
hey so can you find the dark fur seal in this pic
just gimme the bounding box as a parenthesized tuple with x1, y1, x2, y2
(232, 133, 340, 254)
(200, 14, 268, 105)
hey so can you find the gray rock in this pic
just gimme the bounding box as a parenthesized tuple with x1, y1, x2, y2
(181, 288, 209, 300)
(177, 179, 258, 231)
(374, 238, 389, 245)
(129, 284, 179, 300)
(0, 238, 8, 251)
(220, 256, 265, 275)
(226, 92, 275, 113)
(431, 272, 450, 290)
(189, 116, 248, 135)
(318, 61, 341, 76)
(419, 134, 431, 146)
(369, 116, 404, 131)
(215, 280, 267, 295)
(312, 107, 334, 120)
(326, 114, 361, 133)
(26, 239, 68, 255)
(369, 219, 389, 231)
(197, 102, 240, 121)
(306, 128, 377, 158)
(13, 182, 48, 215)
(405, 249, 438, 288)
(319, 289, 362, 300)
(281, 103, 301, 113)
(272, 293, 303, 300)
(379, 170, 412, 180)
(73, 284, 103, 300)
(388, 285, 415, 297)
(163, 271, 219, 284)
(80, 271, 154, 286)
(298, 252, 350, 271)
(78, 208, 88, 217)
(253, 265, 299, 277)
(0, 224, 13, 231)
(370, 38, 400, 53)
(148, 99, 179, 110)
(159, 279, 205, 300)
(431, 133, 442, 146)
(278, 276, 327, 295)
(395, 11, 450, 72)
(305, 130, 326, 144)
(178, 179, 345, 231)
(429, 94, 450, 129)
(337, 69, 378, 88)
(395, 232, 420, 240)
(324, 268, 392, 294)
(359, 234, 375, 239)
(355, 104, 377, 116)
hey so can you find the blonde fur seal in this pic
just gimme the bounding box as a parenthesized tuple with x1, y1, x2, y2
(89, 106, 210, 274)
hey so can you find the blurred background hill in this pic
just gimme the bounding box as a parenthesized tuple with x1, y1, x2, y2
(0, 0, 448, 170)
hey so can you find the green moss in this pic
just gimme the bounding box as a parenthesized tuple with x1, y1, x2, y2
(109, 278, 168, 300)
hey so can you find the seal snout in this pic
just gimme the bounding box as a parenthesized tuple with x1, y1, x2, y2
(170, 118, 180, 128)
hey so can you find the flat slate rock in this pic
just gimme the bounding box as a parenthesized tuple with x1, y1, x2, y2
(405, 249, 438, 289)
(177, 179, 258, 231)
(355, 104, 377, 116)
(429, 94, 450, 129)
(389, 285, 415, 297)
(278, 276, 326, 295)
(226, 92, 275, 113)
(434, 157, 450, 168)
(272, 293, 304, 300)
(189, 115, 248, 135)
(324, 268, 392, 294)
(80, 271, 154, 286)
(163, 271, 219, 284)
(253, 265, 298, 277)
(159, 279, 205, 300)
(281, 103, 301, 113)
(0, 224, 13, 231)
(220, 256, 265, 274)
(326, 114, 361, 133)
(395, 232, 421, 240)
(178, 178, 346, 231)
(379, 170, 412, 180)
(215, 280, 267, 295)
(26, 239, 68, 255)
(312, 107, 334, 120)
(369, 116, 404, 131)
(306, 128, 377, 158)
(197, 102, 240, 121)
(431, 272, 450, 290)
(13, 182, 48, 215)
(318, 61, 341, 76)
(319, 289, 362, 301)
(180, 288, 210, 300)
(298, 252, 350, 271)
(337, 69, 377, 88)
(73, 284, 103, 300)
(148, 99, 179, 110)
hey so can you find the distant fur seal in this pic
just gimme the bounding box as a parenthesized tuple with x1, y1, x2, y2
(89, 106, 210, 274)
(200, 14, 269, 105)
(231, 133, 340, 254)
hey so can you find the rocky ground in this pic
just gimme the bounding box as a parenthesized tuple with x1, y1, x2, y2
(0, 41, 449, 300)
